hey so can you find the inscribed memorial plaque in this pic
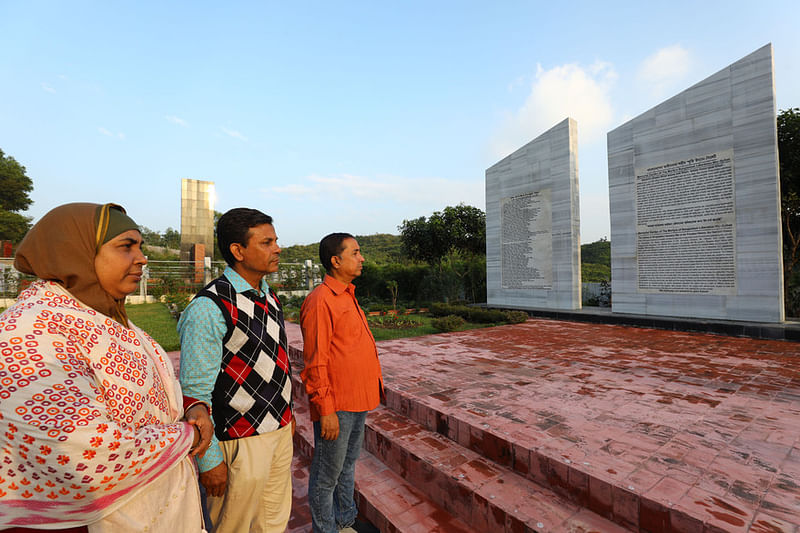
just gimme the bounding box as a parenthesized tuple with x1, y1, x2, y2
(635, 150, 736, 295)
(501, 189, 553, 289)
(606, 44, 783, 322)
(486, 117, 580, 310)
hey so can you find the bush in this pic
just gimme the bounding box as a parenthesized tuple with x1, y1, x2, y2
(465, 308, 507, 323)
(164, 292, 192, 317)
(432, 315, 466, 332)
(503, 311, 528, 324)
(368, 314, 423, 329)
(282, 295, 306, 308)
(430, 302, 527, 325)
(430, 302, 469, 317)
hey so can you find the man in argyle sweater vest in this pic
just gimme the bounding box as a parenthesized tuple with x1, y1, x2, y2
(178, 208, 294, 533)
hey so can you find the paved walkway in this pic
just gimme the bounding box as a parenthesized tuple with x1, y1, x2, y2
(353, 319, 800, 532)
(171, 317, 800, 531)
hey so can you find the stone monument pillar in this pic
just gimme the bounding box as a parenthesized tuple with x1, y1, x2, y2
(180, 178, 215, 262)
(485, 118, 581, 310)
(607, 44, 783, 322)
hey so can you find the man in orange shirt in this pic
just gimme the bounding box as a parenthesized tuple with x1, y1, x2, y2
(300, 233, 383, 533)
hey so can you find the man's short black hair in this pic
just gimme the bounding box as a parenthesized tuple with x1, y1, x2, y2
(217, 208, 273, 267)
(319, 232, 355, 273)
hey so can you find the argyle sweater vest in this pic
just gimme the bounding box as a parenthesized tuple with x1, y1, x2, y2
(198, 276, 293, 441)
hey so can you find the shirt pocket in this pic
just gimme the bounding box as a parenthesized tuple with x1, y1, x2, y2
(333, 308, 363, 343)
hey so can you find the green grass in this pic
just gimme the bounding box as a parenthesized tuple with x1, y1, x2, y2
(125, 305, 505, 349)
(127, 303, 181, 352)
(368, 314, 494, 341)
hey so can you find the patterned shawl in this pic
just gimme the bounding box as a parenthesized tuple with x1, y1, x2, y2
(0, 281, 198, 527)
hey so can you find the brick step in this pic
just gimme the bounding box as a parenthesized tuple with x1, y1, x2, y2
(292, 389, 479, 533)
(381, 386, 684, 531)
(365, 403, 632, 532)
(289, 367, 629, 532)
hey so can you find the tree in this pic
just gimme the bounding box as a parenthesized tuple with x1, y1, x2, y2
(779, 108, 800, 314)
(0, 148, 34, 242)
(398, 203, 486, 264)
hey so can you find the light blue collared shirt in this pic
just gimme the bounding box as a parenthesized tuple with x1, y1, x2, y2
(177, 266, 273, 472)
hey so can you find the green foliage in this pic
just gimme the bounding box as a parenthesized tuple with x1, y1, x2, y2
(429, 302, 514, 324)
(142, 244, 180, 260)
(503, 310, 528, 324)
(280, 242, 318, 263)
(386, 280, 399, 310)
(0, 149, 33, 212)
(580, 238, 611, 282)
(779, 108, 800, 316)
(399, 204, 485, 264)
(127, 303, 181, 352)
(164, 292, 192, 316)
(581, 262, 611, 283)
(369, 315, 438, 341)
(0, 148, 33, 242)
(281, 233, 404, 265)
(431, 314, 466, 332)
(581, 238, 610, 266)
(356, 254, 485, 305)
(0, 210, 32, 243)
(367, 314, 423, 329)
(144, 227, 181, 249)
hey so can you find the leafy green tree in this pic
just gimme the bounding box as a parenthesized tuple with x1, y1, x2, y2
(0, 148, 34, 242)
(580, 238, 611, 282)
(779, 108, 800, 314)
(163, 227, 181, 250)
(398, 203, 485, 264)
(581, 237, 610, 267)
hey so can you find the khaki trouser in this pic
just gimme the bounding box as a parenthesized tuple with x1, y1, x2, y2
(207, 424, 293, 533)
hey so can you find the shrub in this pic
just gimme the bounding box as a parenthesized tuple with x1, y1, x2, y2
(432, 314, 466, 332)
(368, 314, 423, 329)
(464, 308, 507, 323)
(283, 295, 306, 308)
(164, 292, 192, 317)
(430, 302, 470, 317)
(503, 311, 528, 324)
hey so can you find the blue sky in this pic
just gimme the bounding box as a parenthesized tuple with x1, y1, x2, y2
(1, 1, 798, 246)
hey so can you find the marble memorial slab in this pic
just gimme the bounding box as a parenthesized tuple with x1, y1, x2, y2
(485, 118, 581, 310)
(607, 44, 783, 322)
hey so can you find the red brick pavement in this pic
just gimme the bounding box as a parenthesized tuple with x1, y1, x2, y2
(334, 318, 800, 532)
(170, 317, 800, 532)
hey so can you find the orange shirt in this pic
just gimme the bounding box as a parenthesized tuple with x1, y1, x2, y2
(300, 275, 383, 420)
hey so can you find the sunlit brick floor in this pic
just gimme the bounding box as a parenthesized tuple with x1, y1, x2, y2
(171, 316, 800, 532)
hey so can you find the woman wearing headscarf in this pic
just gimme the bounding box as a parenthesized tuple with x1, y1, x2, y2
(0, 203, 212, 532)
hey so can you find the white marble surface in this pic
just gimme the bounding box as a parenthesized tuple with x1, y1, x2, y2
(485, 118, 581, 310)
(607, 44, 783, 322)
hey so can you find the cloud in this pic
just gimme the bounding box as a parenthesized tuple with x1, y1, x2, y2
(98, 127, 125, 139)
(41, 83, 56, 94)
(221, 127, 248, 141)
(490, 61, 617, 159)
(637, 45, 692, 97)
(166, 115, 188, 127)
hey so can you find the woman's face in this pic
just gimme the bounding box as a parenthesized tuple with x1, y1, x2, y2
(94, 229, 147, 299)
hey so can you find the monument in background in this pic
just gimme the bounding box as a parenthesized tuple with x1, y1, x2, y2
(607, 44, 783, 322)
(180, 178, 215, 262)
(485, 118, 581, 310)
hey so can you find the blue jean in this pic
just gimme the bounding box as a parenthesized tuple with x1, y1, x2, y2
(309, 411, 367, 533)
